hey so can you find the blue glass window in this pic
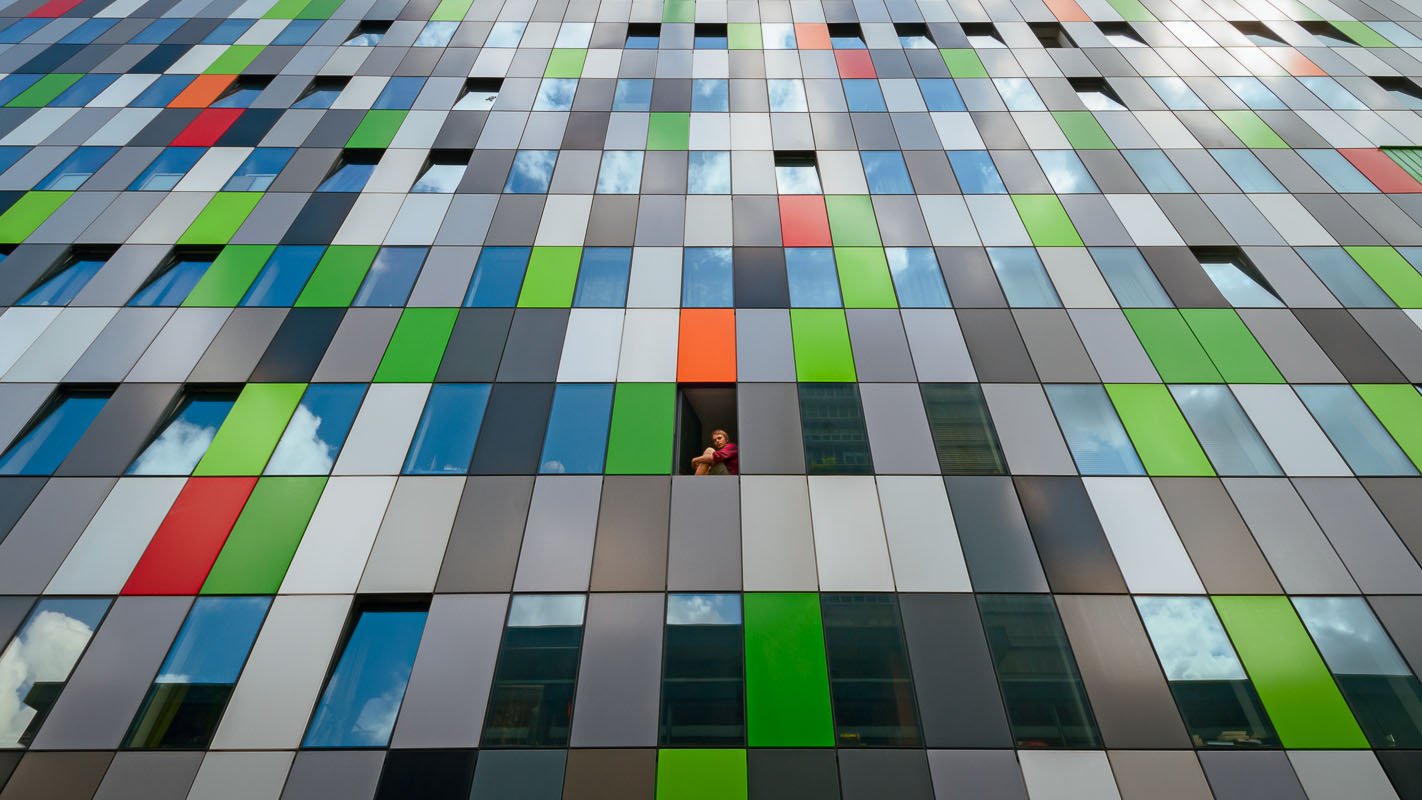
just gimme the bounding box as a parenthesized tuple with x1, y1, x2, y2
(918, 79, 965, 111)
(241, 246, 323, 306)
(886, 248, 950, 307)
(1299, 77, 1366, 110)
(130, 147, 204, 191)
(224, 148, 294, 191)
(414, 20, 457, 46)
(411, 154, 467, 193)
(1198, 255, 1282, 307)
(1298, 149, 1377, 193)
(343, 21, 388, 46)
(948, 151, 1006, 194)
(786, 248, 842, 307)
(484, 21, 526, 47)
(266, 384, 366, 475)
(1045, 384, 1144, 475)
(304, 607, 428, 748)
(504, 150, 557, 193)
(0, 19, 44, 43)
(988, 248, 1061, 307)
(404, 384, 491, 475)
(132, 75, 194, 107)
(539, 383, 614, 474)
(210, 78, 268, 109)
(1145, 77, 1207, 109)
(688, 151, 731, 194)
(1170, 385, 1280, 476)
(573, 247, 631, 307)
(317, 152, 380, 192)
(533, 79, 576, 111)
(373, 76, 425, 110)
(0, 75, 40, 106)
(352, 247, 425, 307)
(1210, 150, 1285, 193)
(128, 393, 238, 476)
(1092, 247, 1172, 307)
(273, 18, 322, 45)
(129, 254, 213, 307)
(682, 248, 733, 307)
(613, 79, 652, 111)
(1297, 385, 1417, 476)
(0, 147, 26, 177)
(130, 17, 182, 43)
(694, 24, 728, 48)
(843, 80, 887, 112)
(124, 597, 270, 749)
(0, 393, 109, 476)
(1299, 248, 1393, 307)
(51, 74, 115, 106)
(861, 151, 914, 194)
(995, 78, 1045, 111)
(465, 247, 530, 306)
(38, 147, 116, 191)
(596, 151, 643, 194)
(293, 78, 345, 109)
(1036, 150, 1099, 193)
(17, 255, 104, 306)
(692, 79, 729, 112)
(0, 598, 110, 747)
(201, 18, 252, 44)
(767, 79, 807, 112)
(625, 24, 659, 48)
(775, 155, 821, 194)
(1221, 77, 1285, 109)
(1123, 150, 1192, 193)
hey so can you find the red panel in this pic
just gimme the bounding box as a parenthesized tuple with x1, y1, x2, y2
(1043, 0, 1090, 21)
(794, 23, 831, 49)
(1340, 149, 1422, 193)
(171, 108, 243, 147)
(835, 50, 876, 79)
(28, 0, 82, 17)
(122, 477, 257, 596)
(780, 195, 832, 247)
(677, 309, 737, 383)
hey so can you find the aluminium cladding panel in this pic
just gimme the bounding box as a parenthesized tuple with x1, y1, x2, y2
(357, 476, 464, 594)
(590, 476, 670, 592)
(668, 475, 741, 591)
(569, 592, 663, 747)
(390, 593, 507, 750)
(740, 476, 818, 592)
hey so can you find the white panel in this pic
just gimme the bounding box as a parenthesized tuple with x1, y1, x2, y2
(625, 247, 681, 308)
(332, 194, 402, 245)
(682, 195, 732, 246)
(557, 309, 623, 382)
(1084, 477, 1205, 594)
(1019, 751, 1123, 800)
(877, 476, 972, 592)
(173, 148, 251, 192)
(1251, 195, 1334, 247)
(279, 477, 395, 594)
(3, 307, 117, 382)
(357, 476, 463, 593)
(1232, 384, 1349, 476)
(332, 383, 428, 475)
(967, 195, 1033, 246)
(616, 308, 678, 381)
(0, 307, 60, 376)
(535, 194, 593, 246)
(918, 195, 982, 247)
(45, 478, 185, 595)
(186, 752, 293, 800)
(385, 193, 453, 245)
(1041, 247, 1116, 308)
(1289, 752, 1399, 800)
(808, 476, 895, 591)
(1107, 194, 1185, 246)
(741, 476, 818, 591)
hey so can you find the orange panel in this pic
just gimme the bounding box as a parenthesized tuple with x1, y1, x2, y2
(1043, 0, 1090, 22)
(677, 308, 737, 383)
(1271, 48, 1327, 76)
(169, 74, 234, 109)
(795, 23, 831, 49)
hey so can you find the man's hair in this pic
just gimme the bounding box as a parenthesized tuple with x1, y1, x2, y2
(711, 429, 729, 439)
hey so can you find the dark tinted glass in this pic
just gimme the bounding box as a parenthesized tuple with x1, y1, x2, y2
(482, 596, 585, 748)
(660, 594, 744, 746)
(822, 594, 922, 747)
(919, 384, 1006, 475)
(798, 383, 873, 474)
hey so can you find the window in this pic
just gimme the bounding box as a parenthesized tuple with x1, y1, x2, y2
(895, 22, 935, 49)
(1232, 21, 1285, 46)
(995, 78, 1046, 112)
(1123, 150, 1192, 193)
(918, 79, 965, 111)
(127, 391, 237, 476)
(962, 22, 1005, 48)
(343, 20, 389, 46)
(532, 78, 576, 111)
(540, 384, 613, 474)
(596, 151, 643, 194)
(1210, 150, 1284, 193)
(133, 75, 194, 108)
(682, 248, 733, 307)
(692, 79, 729, 112)
(661, 594, 743, 746)
(482, 595, 586, 748)
(688, 151, 731, 194)
(272, 19, 322, 45)
(211, 76, 269, 109)
(1299, 149, 1378, 193)
(767, 79, 808, 112)
(61, 19, 117, 44)
(823, 595, 921, 748)
(504, 150, 557, 193)
(1299, 76, 1366, 110)
(17, 251, 106, 306)
(786, 249, 841, 307)
(1197, 251, 1282, 306)
(0, 391, 109, 475)
(484, 21, 526, 47)
(1297, 385, 1417, 476)
(201, 18, 251, 44)
(625, 22, 659, 49)
(572, 247, 631, 307)
(1031, 22, 1072, 48)
(265, 384, 365, 475)
(1294, 597, 1422, 748)
(1375, 77, 1422, 110)
(411, 150, 469, 193)
(130, 147, 204, 190)
(979, 595, 1100, 748)
(1171, 385, 1281, 476)
(774, 152, 821, 194)
(453, 77, 502, 111)
(1092, 247, 1172, 307)
(613, 78, 652, 111)
(465, 247, 530, 307)
(1301, 21, 1358, 46)
(404, 384, 491, 475)
(316, 150, 381, 193)
(1071, 78, 1125, 111)
(885, 248, 949, 307)
(988, 248, 1061, 307)
(1045, 384, 1144, 475)
(843, 80, 887, 112)
(239, 246, 322, 307)
(304, 604, 428, 748)
(694, 23, 728, 49)
(920, 384, 1006, 475)
(1145, 77, 1206, 110)
(1299, 248, 1393, 307)
(1136, 597, 1278, 748)
(38, 147, 116, 190)
(128, 251, 214, 307)
(414, 20, 456, 46)
(1098, 22, 1146, 46)
(1221, 77, 1285, 109)
(352, 247, 426, 307)
(764, 23, 796, 49)
(1036, 150, 1099, 193)
(0, 598, 110, 748)
(799, 384, 873, 474)
(125, 597, 269, 749)
(373, 76, 425, 110)
(223, 148, 294, 191)
(829, 22, 866, 49)
(675, 385, 738, 476)
(948, 151, 1006, 194)
(861, 151, 914, 194)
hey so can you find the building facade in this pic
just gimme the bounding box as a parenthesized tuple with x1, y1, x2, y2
(0, 0, 1421, 796)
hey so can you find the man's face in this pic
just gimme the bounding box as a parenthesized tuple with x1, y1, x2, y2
(711, 431, 728, 448)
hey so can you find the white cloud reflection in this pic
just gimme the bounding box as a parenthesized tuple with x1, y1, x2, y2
(1294, 597, 1411, 677)
(266, 406, 337, 475)
(508, 595, 586, 628)
(667, 594, 741, 626)
(128, 419, 218, 475)
(1136, 597, 1246, 682)
(0, 610, 98, 746)
(596, 151, 643, 194)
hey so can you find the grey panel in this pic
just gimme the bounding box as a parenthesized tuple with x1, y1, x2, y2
(838, 750, 935, 800)
(436, 309, 511, 382)
(899, 594, 1012, 748)
(1354, 309, 1422, 382)
(63, 308, 172, 383)
(981, 384, 1075, 475)
(1369, 595, 1422, 677)
(0, 478, 45, 548)
(279, 751, 383, 800)
(927, 750, 1028, 800)
(0, 478, 114, 594)
(569, 593, 663, 747)
(391, 594, 507, 749)
(735, 310, 796, 383)
(436, 477, 534, 593)
(187, 308, 287, 383)
(1015, 477, 1128, 594)
(1013, 309, 1099, 383)
(747, 750, 841, 800)
(94, 753, 202, 800)
(736, 383, 804, 475)
(859, 383, 939, 475)
(512, 476, 601, 592)
(496, 309, 569, 382)
(469, 751, 566, 800)
(57, 383, 179, 477)
(186, 752, 294, 800)
(561, 750, 655, 800)
(957, 309, 1038, 382)
(1224, 477, 1357, 594)
(1239, 308, 1346, 383)
(1199, 752, 1307, 800)
(0, 752, 112, 800)
(1363, 477, 1422, 565)
(1296, 478, 1422, 594)
(1153, 478, 1280, 594)
(846, 310, 916, 381)
(590, 477, 669, 591)
(312, 309, 401, 383)
(946, 476, 1049, 593)
(667, 476, 741, 590)
(1109, 751, 1213, 800)
(1295, 309, 1406, 383)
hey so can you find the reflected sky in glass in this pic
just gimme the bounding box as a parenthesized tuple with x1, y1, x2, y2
(266, 384, 365, 475)
(667, 594, 741, 626)
(596, 151, 643, 194)
(1136, 597, 1248, 682)
(0, 598, 109, 747)
(128, 395, 235, 475)
(682, 248, 733, 307)
(688, 151, 731, 194)
(988, 247, 1061, 307)
(508, 595, 585, 628)
(404, 383, 490, 475)
(1045, 384, 1144, 475)
(303, 609, 427, 748)
(540, 383, 613, 474)
(768, 79, 807, 112)
(504, 150, 557, 193)
(1036, 150, 1099, 194)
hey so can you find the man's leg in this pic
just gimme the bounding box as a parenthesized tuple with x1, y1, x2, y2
(694, 447, 715, 476)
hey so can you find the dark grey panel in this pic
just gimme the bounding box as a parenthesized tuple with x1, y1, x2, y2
(927, 750, 1028, 800)
(899, 594, 1012, 748)
(0, 752, 112, 800)
(0, 478, 45, 547)
(436, 477, 533, 592)
(1295, 309, 1406, 383)
(437, 308, 513, 383)
(838, 750, 935, 800)
(93, 752, 202, 800)
(249, 309, 346, 383)
(1015, 477, 1127, 594)
(747, 750, 841, 800)
(1154, 478, 1280, 594)
(561, 750, 655, 800)
(590, 477, 669, 591)
(57, 383, 180, 477)
(469, 383, 555, 475)
(187, 308, 287, 384)
(496, 309, 568, 382)
(469, 751, 565, 800)
(957, 309, 1037, 382)
(945, 476, 1049, 593)
(1199, 752, 1306, 800)
(279, 751, 383, 800)
(667, 476, 741, 590)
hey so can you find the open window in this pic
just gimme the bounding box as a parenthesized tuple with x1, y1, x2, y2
(1374, 77, 1422, 109)
(411, 149, 470, 193)
(1070, 78, 1126, 111)
(626, 22, 660, 49)
(895, 22, 936, 49)
(828, 22, 866, 49)
(961, 22, 1005, 48)
(343, 20, 389, 46)
(211, 75, 270, 109)
(128, 248, 218, 307)
(1300, 21, 1357, 47)
(1097, 22, 1146, 47)
(17, 247, 110, 306)
(1031, 22, 1073, 48)
(1232, 21, 1286, 46)
(294, 76, 347, 109)
(693, 23, 728, 49)
(454, 77, 502, 110)
(774, 151, 821, 194)
(675, 385, 738, 476)
(1193, 248, 1283, 307)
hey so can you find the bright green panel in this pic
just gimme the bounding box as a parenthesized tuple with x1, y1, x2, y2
(1012, 195, 1083, 247)
(177, 192, 263, 245)
(1332, 19, 1393, 46)
(195, 383, 306, 476)
(825, 195, 881, 246)
(205, 45, 265, 74)
(1105, 0, 1154, 19)
(1213, 596, 1369, 749)
(1106, 383, 1215, 477)
(544, 48, 587, 78)
(431, 0, 473, 20)
(1052, 112, 1114, 149)
(294, 0, 342, 18)
(262, 0, 306, 17)
(604, 383, 675, 474)
(648, 112, 690, 151)
(656, 750, 747, 800)
(6, 74, 80, 107)
(0, 191, 71, 243)
(728, 23, 762, 49)
(517, 246, 581, 307)
(791, 309, 857, 382)
(1123, 309, 1222, 383)
(834, 247, 896, 308)
(1356, 384, 1422, 469)
(294, 245, 376, 307)
(201, 477, 326, 594)
(346, 110, 408, 149)
(1216, 110, 1288, 149)
(662, 0, 694, 22)
(181, 245, 274, 307)
(1344, 246, 1422, 307)
(744, 593, 834, 747)
(373, 308, 458, 383)
(940, 49, 988, 78)
(1180, 308, 1283, 384)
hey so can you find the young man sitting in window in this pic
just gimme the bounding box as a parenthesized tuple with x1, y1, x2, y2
(691, 429, 738, 475)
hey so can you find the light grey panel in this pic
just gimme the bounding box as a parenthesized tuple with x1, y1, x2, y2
(590, 477, 669, 592)
(1069, 309, 1160, 383)
(0, 384, 50, 460)
(390, 593, 508, 749)
(1223, 478, 1357, 594)
(901, 310, 975, 382)
(63, 308, 172, 383)
(1296, 478, 1422, 594)
(357, 476, 463, 593)
(569, 593, 664, 747)
(846, 309, 917, 381)
(981, 383, 1076, 475)
(1288, 751, 1401, 800)
(927, 750, 1028, 800)
(0, 477, 114, 594)
(735, 309, 796, 382)
(186, 752, 294, 800)
(740, 476, 818, 591)
(512, 476, 602, 592)
(94, 752, 202, 800)
(187, 308, 286, 383)
(1239, 308, 1346, 383)
(125, 308, 231, 383)
(737, 382, 804, 475)
(668, 476, 742, 591)
(859, 383, 940, 475)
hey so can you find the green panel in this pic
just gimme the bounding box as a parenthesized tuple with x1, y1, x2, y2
(373, 308, 458, 383)
(1331, 19, 1393, 46)
(1105, 0, 1154, 19)
(1344, 246, 1422, 308)
(656, 750, 747, 800)
(181, 245, 274, 307)
(940, 49, 988, 78)
(201, 477, 326, 594)
(194, 383, 306, 476)
(1052, 111, 1114, 149)
(5, 74, 80, 107)
(744, 593, 834, 747)
(294, 0, 342, 18)
(262, 0, 307, 18)
(1213, 596, 1369, 749)
(1106, 383, 1215, 477)
(825, 195, 881, 246)
(662, 0, 694, 22)
(1355, 384, 1422, 469)
(1124, 309, 1222, 383)
(0, 191, 71, 243)
(1216, 110, 1288, 149)
(790, 309, 857, 382)
(177, 192, 263, 245)
(431, 0, 473, 20)
(544, 48, 587, 78)
(1386, 147, 1422, 183)
(517, 246, 581, 307)
(1180, 309, 1283, 384)
(648, 112, 690, 151)
(346, 110, 408, 149)
(834, 247, 896, 308)
(1012, 195, 1083, 247)
(728, 23, 762, 49)
(294, 245, 376, 307)
(205, 45, 265, 74)
(604, 383, 675, 474)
